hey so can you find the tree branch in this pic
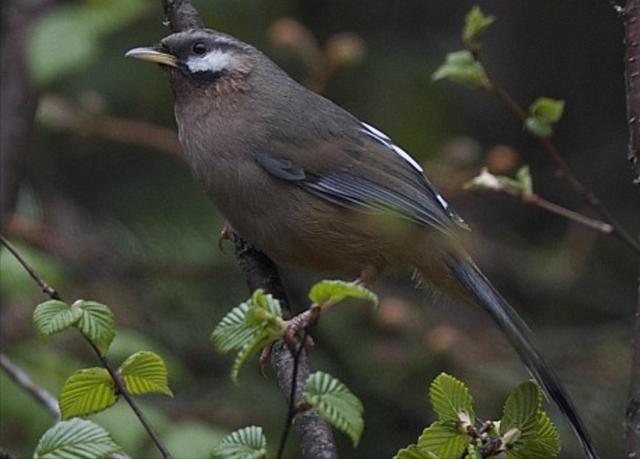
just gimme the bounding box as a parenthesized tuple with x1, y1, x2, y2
(624, 0, 640, 183)
(0, 235, 172, 459)
(625, 1, 640, 457)
(0, 352, 61, 420)
(476, 62, 640, 254)
(0, 0, 58, 226)
(234, 238, 338, 459)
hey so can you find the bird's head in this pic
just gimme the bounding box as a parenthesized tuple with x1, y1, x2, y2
(125, 29, 256, 93)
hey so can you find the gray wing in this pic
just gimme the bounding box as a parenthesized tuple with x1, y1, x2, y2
(255, 121, 468, 235)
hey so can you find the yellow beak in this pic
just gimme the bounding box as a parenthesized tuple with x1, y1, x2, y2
(125, 47, 178, 68)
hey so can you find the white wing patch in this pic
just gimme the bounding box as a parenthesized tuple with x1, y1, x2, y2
(186, 49, 236, 74)
(360, 121, 461, 220)
(361, 122, 424, 173)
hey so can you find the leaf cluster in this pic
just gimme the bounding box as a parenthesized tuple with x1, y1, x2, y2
(394, 374, 560, 459)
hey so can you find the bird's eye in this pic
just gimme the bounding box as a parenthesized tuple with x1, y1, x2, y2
(192, 42, 207, 55)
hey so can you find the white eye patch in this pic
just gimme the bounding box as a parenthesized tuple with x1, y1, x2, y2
(186, 49, 238, 74)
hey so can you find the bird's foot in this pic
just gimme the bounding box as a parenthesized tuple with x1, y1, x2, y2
(283, 307, 319, 352)
(217, 223, 236, 251)
(355, 265, 378, 286)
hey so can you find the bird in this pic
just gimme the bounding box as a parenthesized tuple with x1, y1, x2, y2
(126, 28, 599, 458)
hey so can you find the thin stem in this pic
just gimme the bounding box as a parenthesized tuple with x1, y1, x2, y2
(87, 341, 172, 459)
(494, 187, 615, 234)
(276, 329, 308, 459)
(526, 194, 614, 234)
(480, 68, 640, 255)
(0, 234, 61, 300)
(0, 233, 172, 459)
(0, 352, 60, 420)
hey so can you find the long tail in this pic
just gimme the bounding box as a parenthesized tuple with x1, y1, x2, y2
(445, 255, 599, 459)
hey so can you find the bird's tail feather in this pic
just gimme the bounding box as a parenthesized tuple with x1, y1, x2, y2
(445, 255, 599, 459)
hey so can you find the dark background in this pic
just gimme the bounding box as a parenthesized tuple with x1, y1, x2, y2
(1, 0, 637, 458)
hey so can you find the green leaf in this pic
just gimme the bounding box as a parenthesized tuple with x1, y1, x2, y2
(308, 280, 379, 308)
(515, 166, 533, 195)
(428, 373, 475, 423)
(524, 98, 564, 139)
(529, 97, 565, 123)
(501, 381, 541, 444)
(34, 418, 122, 459)
(463, 6, 495, 50)
(432, 50, 488, 88)
(303, 371, 364, 447)
(417, 422, 469, 459)
(76, 301, 116, 356)
(33, 300, 82, 337)
(210, 425, 267, 459)
(230, 329, 273, 384)
(506, 411, 560, 459)
(249, 289, 283, 318)
(524, 117, 553, 139)
(59, 368, 117, 419)
(212, 290, 285, 383)
(393, 444, 432, 459)
(118, 351, 172, 397)
(211, 300, 257, 353)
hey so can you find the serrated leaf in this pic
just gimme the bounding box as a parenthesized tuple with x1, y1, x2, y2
(428, 373, 475, 423)
(33, 300, 83, 337)
(211, 301, 257, 353)
(308, 280, 379, 308)
(213, 290, 285, 383)
(463, 6, 495, 50)
(230, 330, 273, 384)
(59, 368, 117, 419)
(303, 371, 364, 447)
(118, 351, 172, 397)
(432, 50, 488, 88)
(417, 422, 469, 459)
(529, 98, 565, 123)
(506, 411, 560, 459)
(393, 444, 432, 459)
(250, 289, 282, 317)
(210, 425, 267, 459)
(501, 381, 541, 444)
(76, 301, 115, 356)
(34, 418, 122, 459)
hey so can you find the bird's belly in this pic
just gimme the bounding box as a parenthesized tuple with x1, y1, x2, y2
(212, 179, 394, 278)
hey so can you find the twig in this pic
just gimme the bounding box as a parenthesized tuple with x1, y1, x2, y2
(38, 96, 181, 157)
(0, 234, 172, 459)
(0, 234, 61, 300)
(0, 352, 61, 420)
(477, 65, 640, 255)
(490, 187, 615, 235)
(276, 329, 308, 459)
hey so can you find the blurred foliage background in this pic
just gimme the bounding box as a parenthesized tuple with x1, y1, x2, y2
(1, 0, 638, 458)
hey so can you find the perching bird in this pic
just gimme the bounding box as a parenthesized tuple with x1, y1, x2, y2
(126, 29, 599, 458)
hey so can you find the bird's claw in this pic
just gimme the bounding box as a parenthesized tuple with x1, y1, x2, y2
(283, 307, 320, 352)
(217, 224, 235, 251)
(259, 342, 274, 377)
